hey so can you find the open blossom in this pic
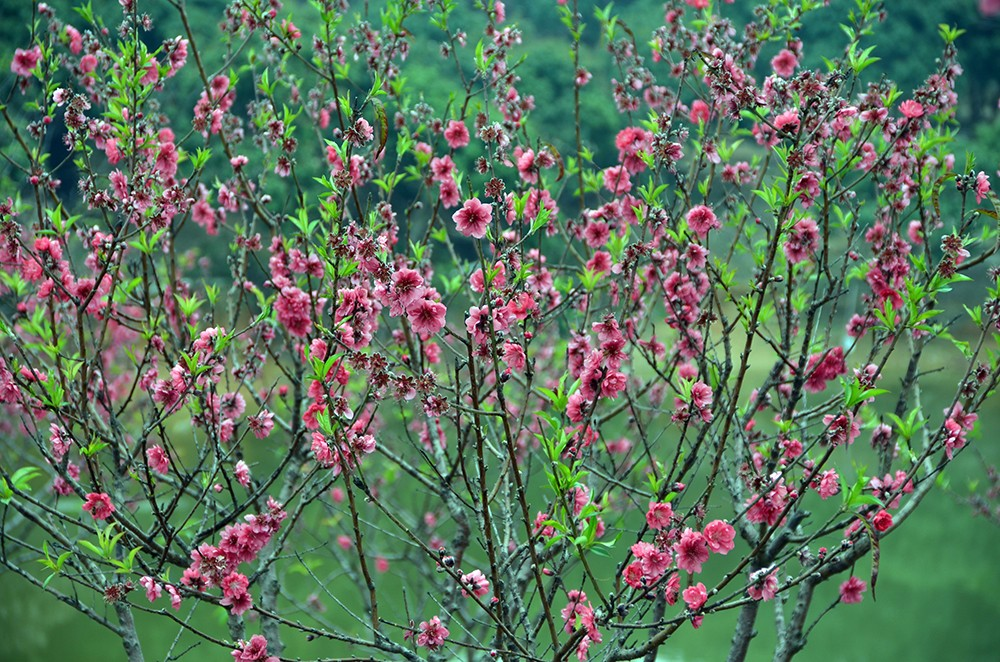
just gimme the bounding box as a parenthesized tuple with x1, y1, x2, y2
(460, 569, 490, 598)
(689, 99, 710, 124)
(220, 571, 253, 615)
(646, 501, 673, 530)
(673, 528, 710, 574)
(232, 634, 278, 662)
(899, 99, 924, 119)
(747, 567, 779, 601)
(146, 445, 170, 474)
(703, 520, 735, 554)
(603, 165, 632, 194)
(82, 493, 115, 520)
(247, 410, 275, 439)
(416, 615, 449, 651)
(803, 346, 846, 393)
(406, 297, 447, 336)
(784, 217, 819, 264)
(275, 286, 313, 338)
(839, 576, 867, 604)
(686, 205, 720, 239)
(443, 119, 470, 148)
(11, 46, 41, 77)
(771, 49, 798, 78)
(682, 582, 708, 611)
(452, 197, 492, 238)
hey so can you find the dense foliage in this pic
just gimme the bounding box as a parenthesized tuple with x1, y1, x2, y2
(0, 1, 998, 661)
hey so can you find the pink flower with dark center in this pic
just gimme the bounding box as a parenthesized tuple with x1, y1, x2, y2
(460, 569, 490, 598)
(673, 528, 710, 574)
(773, 110, 800, 133)
(452, 198, 493, 238)
(784, 218, 819, 264)
(839, 576, 866, 604)
(429, 155, 455, 182)
(438, 177, 460, 207)
(247, 410, 275, 439)
(82, 492, 115, 520)
(686, 205, 720, 239)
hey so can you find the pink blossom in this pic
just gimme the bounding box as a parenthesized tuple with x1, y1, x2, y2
(232, 634, 278, 662)
(275, 286, 313, 338)
(460, 569, 490, 598)
(686, 205, 720, 239)
(146, 445, 170, 474)
(234, 460, 251, 487)
(646, 501, 673, 530)
(602, 165, 632, 195)
(615, 126, 653, 174)
(814, 469, 840, 499)
(975, 171, 991, 204)
(703, 520, 735, 554)
(140, 576, 162, 603)
(771, 49, 798, 78)
(773, 110, 800, 133)
(747, 567, 779, 601)
(11, 47, 41, 77)
(872, 510, 893, 532)
(220, 571, 253, 615)
(899, 99, 924, 119)
(823, 411, 860, 446)
(689, 99, 710, 124)
(673, 528, 710, 574)
(407, 297, 447, 336)
(416, 615, 449, 651)
(247, 410, 275, 439)
(631, 541, 671, 579)
(682, 582, 707, 610)
(803, 346, 846, 393)
(444, 120, 470, 149)
(438, 177, 460, 207)
(82, 492, 115, 520)
(839, 576, 867, 604)
(453, 198, 493, 238)
(784, 218, 819, 264)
